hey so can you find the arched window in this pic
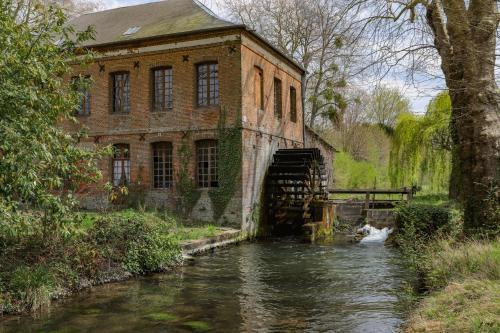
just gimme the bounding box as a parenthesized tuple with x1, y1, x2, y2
(112, 144, 130, 186)
(196, 140, 218, 188)
(152, 142, 173, 189)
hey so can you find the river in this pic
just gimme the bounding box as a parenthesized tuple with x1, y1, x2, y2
(1, 238, 412, 333)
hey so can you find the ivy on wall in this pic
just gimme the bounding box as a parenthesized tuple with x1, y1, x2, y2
(208, 108, 242, 222)
(176, 134, 201, 216)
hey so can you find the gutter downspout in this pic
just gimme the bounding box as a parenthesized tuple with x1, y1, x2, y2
(301, 72, 307, 147)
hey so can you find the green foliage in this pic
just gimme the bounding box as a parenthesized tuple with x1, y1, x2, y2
(208, 108, 242, 222)
(0, 1, 108, 232)
(88, 213, 180, 274)
(395, 203, 460, 241)
(422, 239, 500, 291)
(183, 321, 211, 332)
(333, 151, 385, 188)
(8, 265, 54, 312)
(392, 202, 463, 280)
(389, 92, 452, 192)
(176, 136, 201, 216)
(0, 210, 188, 314)
(368, 86, 410, 131)
(144, 312, 178, 322)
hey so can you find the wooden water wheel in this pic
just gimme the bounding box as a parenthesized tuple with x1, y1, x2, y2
(265, 148, 328, 235)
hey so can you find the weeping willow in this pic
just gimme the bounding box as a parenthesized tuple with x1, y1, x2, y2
(389, 92, 452, 193)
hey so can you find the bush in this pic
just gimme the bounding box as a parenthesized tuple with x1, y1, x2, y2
(7, 265, 54, 312)
(393, 203, 463, 285)
(1, 210, 182, 314)
(88, 213, 180, 274)
(395, 203, 461, 240)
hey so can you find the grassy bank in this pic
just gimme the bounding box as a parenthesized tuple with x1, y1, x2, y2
(392, 200, 500, 332)
(0, 210, 220, 315)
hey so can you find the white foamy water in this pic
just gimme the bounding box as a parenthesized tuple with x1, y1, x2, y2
(358, 224, 393, 244)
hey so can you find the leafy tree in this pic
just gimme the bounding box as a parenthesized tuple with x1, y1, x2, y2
(344, 0, 500, 232)
(0, 0, 106, 234)
(389, 92, 452, 193)
(367, 86, 410, 134)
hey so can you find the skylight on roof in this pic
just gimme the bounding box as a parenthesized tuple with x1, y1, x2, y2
(123, 26, 141, 36)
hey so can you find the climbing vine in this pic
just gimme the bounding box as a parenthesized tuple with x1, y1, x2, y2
(389, 92, 452, 192)
(176, 135, 201, 216)
(208, 108, 242, 222)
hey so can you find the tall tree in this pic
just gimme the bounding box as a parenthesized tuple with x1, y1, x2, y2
(389, 92, 452, 192)
(219, 0, 355, 127)
(345, 0, 500, 232)
(0, 0, 105, 233)
(367, 86, 410, 133)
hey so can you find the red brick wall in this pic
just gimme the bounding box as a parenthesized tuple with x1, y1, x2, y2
(66, 29, 305, 233)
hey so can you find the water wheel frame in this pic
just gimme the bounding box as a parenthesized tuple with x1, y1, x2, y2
(265, 148, 328, 235)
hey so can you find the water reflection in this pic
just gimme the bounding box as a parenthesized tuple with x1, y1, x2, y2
(1, 239, 411, 333)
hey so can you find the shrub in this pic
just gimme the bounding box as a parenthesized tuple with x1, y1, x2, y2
(395, 203, 461, 241)
(89, 213, 180, 274)
(8, 265, 55, 312)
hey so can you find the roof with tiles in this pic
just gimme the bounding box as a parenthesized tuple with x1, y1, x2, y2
(69, 0, 238, 47)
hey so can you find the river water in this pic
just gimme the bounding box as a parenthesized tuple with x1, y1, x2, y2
(1, 238, 412, 333)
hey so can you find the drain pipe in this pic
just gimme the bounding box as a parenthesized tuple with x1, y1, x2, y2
(301, 71, 307, 147)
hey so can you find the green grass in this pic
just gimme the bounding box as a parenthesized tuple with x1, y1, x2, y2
(143, 312, 178, 322)
(183, 320, 211, 332)
(76, 209, 223, 241)
(405, 239, 500, 332)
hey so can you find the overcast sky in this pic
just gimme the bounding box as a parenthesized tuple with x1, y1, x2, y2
(100, 0, 439, 113)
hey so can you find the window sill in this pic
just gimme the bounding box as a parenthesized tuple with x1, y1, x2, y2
(195, 104, 219, 110)
(110, 112, 131, 115)
(151, 187, 173, 191)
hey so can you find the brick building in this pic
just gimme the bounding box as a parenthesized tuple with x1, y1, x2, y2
(67, 0, 334, 236)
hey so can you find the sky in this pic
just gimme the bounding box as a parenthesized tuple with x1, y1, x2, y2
(98, 0, 439, 114)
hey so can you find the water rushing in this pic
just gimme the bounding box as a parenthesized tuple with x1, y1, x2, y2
(1, 239, 411, 333)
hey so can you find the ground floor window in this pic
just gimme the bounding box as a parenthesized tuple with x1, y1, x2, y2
(152, 142, 173, 189)
(196, 140, 218, 188)
(112, 143, 130, 186)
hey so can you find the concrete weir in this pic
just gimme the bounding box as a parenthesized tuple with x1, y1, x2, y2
(180, 228, 243, 256)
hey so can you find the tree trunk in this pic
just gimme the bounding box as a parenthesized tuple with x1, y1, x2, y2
(451, 88, 500, 231)
(426, 0, 500, 232)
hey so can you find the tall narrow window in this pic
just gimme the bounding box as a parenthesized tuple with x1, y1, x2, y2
(197, 63, 219, 106)
(274, 78, 282, 119)
(290, 86, 297, 123)
(152, 142, 173, 189)
(152, 67, 173, 111)
(72, 76, 91, 116)
(254, 66, 264, 110)
(112, 144, 130, 186)
(111, 72, 130, 113)
(196, 140, 218, 188)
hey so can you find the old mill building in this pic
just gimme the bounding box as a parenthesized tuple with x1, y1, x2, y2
(67, 0, 335, 237)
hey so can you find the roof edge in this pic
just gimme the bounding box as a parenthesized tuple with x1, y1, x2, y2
(305, 125, 338, 152)
(77, 25, 305, 74)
